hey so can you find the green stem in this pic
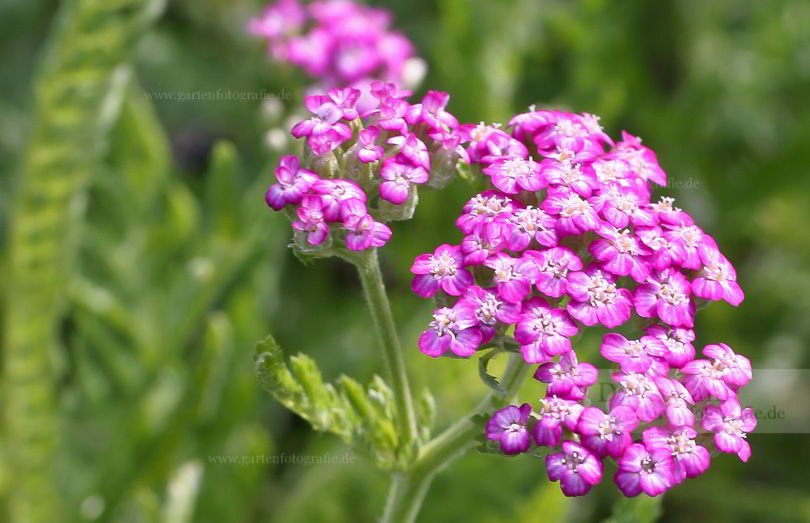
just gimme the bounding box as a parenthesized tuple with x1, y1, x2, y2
(352, 248, 418, 450)
(381, 352, 529, 523)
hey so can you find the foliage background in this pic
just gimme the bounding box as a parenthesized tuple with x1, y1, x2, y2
(1, 0, 809, 521)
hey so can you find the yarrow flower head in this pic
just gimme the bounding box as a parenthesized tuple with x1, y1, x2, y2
(250, 0, 425, 100)
(404, 105, 751, 498)
(264, 89, 467, 254)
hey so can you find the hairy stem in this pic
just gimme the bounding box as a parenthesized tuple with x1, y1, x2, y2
(382, 352, 529, 523)
(352, 249, 418, 450)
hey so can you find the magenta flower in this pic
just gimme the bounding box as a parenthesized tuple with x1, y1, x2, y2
(680, 359, 734, 402)
(642, 427, 710, 484)
(545, 441, 603, 497)
(610, 372, 665, 423)
(528, 247, 582, 298)
(376, 97, 410, 134)
(701, 398, 756, 462)
(610, 133, 668, 186)
(703, 343, 752, 388)
(692, 244, 744, 306)
(355, 126, 384, 163)
(663, 222, 706, 270)
(248, 0, 306, 39)
(597, 185, 656, 229)
(634, 268, 694, 327)
(418, 306, 482, 357)
(387, 133, 431, 170)
(643, 325, 695, 368)
(486, 404, 532, 455)
(577, 406, 639, 458)
(484, 253, 539, 304)
(326, 87, 361, 120)
(478, 131, 529, 165)
(541, 158, 598, 197)
(653, 377, 695, 427)
(456, 191, 519, 234)
(311, 178, 366, 221)
(410, 244, 473, 298)
(543, 188, 602, 236)
(636, 226, 687, 271)
(456, 285, 521, 344)
(534, 352, 597, 400)
(379, 156, 428, 204)
(343, 212, 391, 251)
(265, 156, 319, 210)
(505, 206, 557, 252)
(291, 195, 329, 245)
(566, 266, 634, 328)
(483, 157, 546, 194)
(516, 298, 578, 362)
(614, 443, 675, 497)
(649, 196, 689, 225)
(405, 90, 459, 131)
(533, 396, 584, 447)
(589, 225, 651, 282)
(461, 221, 508, 266)
(291, 95, 352, 142)
(600, 333, 667, 373)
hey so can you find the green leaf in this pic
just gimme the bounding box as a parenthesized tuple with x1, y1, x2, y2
(478, 348, 506, 394)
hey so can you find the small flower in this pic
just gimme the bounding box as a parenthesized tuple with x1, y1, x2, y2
(600, 333, 667, 373)
(634, 268, 694, 327)
(291, 95, 352, 142)
(636, 226, 687, 271)
(387, 133, 431, 170)
(461, 221, 508, 265)
(577, 405, 639, 458)
(410, 244, 473, 298)
(483, 157, 546, 194)
(484, 253, 539, 304)
(653, 377, 695, 427)
(614, 443, 676, 497)
(505, 206, 557, 252)
(589, 225, 651, 282)
(545, 441, 603, 497)
(516, 298, 579, 362)
(610, 372, 665, 423)
(355, 126, 384, 163)
(405, 90, 459, 131)
(326, 87, 361, 120)
(291, 195, 329, 245)
(703, 343, 752, 388)
(376, 97, 410, 134)
(649, 196, 688, 225)
(456, 285, 521, 344)
(663, 222, 706, 270)
(456, 191, 519, 234)
(343, 211, 391, 251)
(528, 247, 582, 298)
(265, 156, 319, 210)
(311, 178, 366, 221)
(533, 397, 584, 447)
(418, 306, 482, 357)
(486, 404, 533, 455)
(567, 266, 634, 328)
(597, 185, 656, 229)
(379, 156, 428, 204)
(543, 189, 602, 236)
(643, 325, 695, 368)
(542, 158, 598, 197)
(642, 426, 710, 484)
(692, 244, 744, 306)
(701, 398, 756, 462)
(534, 352, 597, 400)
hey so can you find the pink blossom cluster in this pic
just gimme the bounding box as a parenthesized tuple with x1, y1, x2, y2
(249, 0, 416, 89)
(410, 109, 753, 497)
(264, 85, 468, 251)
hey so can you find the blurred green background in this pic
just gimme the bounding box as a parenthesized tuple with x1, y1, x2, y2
(1, 0, 810, 521)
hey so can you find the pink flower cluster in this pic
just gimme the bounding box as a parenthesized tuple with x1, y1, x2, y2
(264, 86, 468, 252)
(410, 109, 753, 497)
(249, 0, 416, 89)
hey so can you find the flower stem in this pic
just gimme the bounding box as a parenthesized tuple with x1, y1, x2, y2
(353, 248, 419, 449)
(381, 352, 530, 523)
